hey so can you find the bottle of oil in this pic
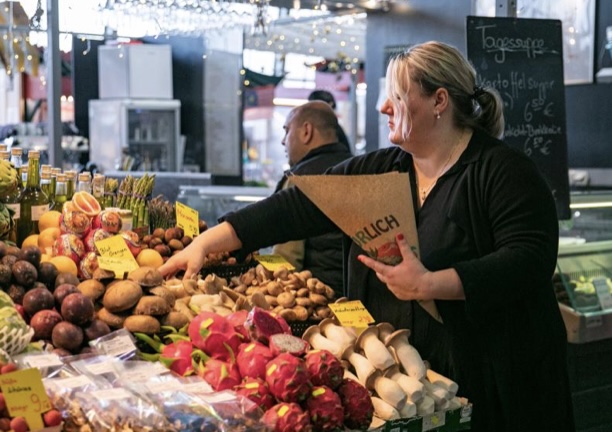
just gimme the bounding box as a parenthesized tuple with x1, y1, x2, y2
(92, 173, 106, 209)
(0, 148, 24, 243)
(40, 170, 55, 210)
(65, 170, 77, 200)
(53, 174, 68, 211)
(17, 150, 49, 246)
(77, 172, 92, 193)
(0, 151, 9, 161)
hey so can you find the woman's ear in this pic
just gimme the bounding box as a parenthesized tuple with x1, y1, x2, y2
(433, 87, 450, 112)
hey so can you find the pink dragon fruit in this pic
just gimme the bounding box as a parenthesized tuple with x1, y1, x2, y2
(245, 307, 291, 344)
(265, 353, 312, 403)
(160, 340, 195, 376)
(336, 378, 374, 431)
(233, 376, 276, 412)
(226, 310, 250, 340)
(304, 350, 344, 390)
(269, 333, 310, 357)
(305, 386, 345, 432)
(133, 334, 195, 376)
(262, 402, 312, 432)
(236, 341, 275, 380)
(197, 358, 242, 391)
(188, 311, 242, 361)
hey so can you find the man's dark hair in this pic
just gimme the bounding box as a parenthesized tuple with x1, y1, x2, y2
(308, 90, 337, 110)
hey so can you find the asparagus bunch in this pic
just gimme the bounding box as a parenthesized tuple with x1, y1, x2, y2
(104, 177, 119, 209)
(130, 174, 156, 229)
(148, 195, 176, 230)
(116, 175, 135, 209)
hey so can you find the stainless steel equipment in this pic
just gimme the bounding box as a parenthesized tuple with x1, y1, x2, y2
(88, 99, 181, 172)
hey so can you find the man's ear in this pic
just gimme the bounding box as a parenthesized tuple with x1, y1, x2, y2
(302, 121, 314, 144)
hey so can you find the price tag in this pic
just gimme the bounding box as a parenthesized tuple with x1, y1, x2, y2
(328, 300, 375, 328)
(0, 368, 52, 430)
(256, 254, 295, 272)
(592, 277, 612, 310)
(422, 411, 447, 431)
(175, 201, 200, 239)
(96, 235, 139, 278)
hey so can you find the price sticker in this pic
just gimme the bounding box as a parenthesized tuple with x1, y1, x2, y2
(422, 411, 447, 431)
(0, 368, 51, 430)
(592, 277, 612, 310)
(175, 201, 200, 239)
(96, 235, 139, 278)
(256, 254, 295, 272)
(328, 300, 375, 328)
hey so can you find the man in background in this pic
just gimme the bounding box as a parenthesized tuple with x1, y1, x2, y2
(308, 90, 352, 154)
(273, 100, 352, 297)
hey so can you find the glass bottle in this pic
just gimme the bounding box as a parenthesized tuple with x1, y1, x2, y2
(40, 171, 55, 209)
(17, 150, 49, 246)
(0, 148, 23, 243)
(77, 172, 92, 193)
(53, 174, 68, 211)
(92, 173, 106, 209)
(0, 151, 9, 161)
(65, 170, 77, 200)
(0, 144, 6, 152)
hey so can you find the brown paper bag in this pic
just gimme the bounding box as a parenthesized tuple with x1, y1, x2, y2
(291, 172, 441, 322)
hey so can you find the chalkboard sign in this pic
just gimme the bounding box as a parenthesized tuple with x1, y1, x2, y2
(466, 16, 570, 220)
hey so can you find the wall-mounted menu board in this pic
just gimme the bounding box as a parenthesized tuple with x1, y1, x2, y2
(466, 16, 570, 220)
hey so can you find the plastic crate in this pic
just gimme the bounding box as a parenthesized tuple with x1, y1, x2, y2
(200, 262, 257, 280)
(289, 319, 320, 337)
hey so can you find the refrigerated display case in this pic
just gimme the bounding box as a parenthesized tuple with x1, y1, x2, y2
(556, 191, 612, 343)
(89, 99, 181, 173)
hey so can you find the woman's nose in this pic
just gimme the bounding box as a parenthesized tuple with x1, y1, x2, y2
(380, 98, 392, 114)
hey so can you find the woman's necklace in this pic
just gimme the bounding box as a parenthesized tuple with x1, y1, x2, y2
(418, 141, 460, 204)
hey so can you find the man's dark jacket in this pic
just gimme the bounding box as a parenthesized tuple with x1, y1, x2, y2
(274, 142, 352, 297)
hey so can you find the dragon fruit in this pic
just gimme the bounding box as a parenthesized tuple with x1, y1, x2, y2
(133, 333, 195, 376)
(188, 311, 242, 361)
(304, 350, 344, 390)
(226, 310, 250, 340)
(236, 341, 275, 380)
(305, 386, 345, 432)
(336, 378, 374, 431)
(233, 376, 276, 412)
(262, 402, 312, 432)
(245, 307, 291, 344)
(269, 333, 310, 357)
(197, 358, 242, 391)
(265, 353, 312, 403)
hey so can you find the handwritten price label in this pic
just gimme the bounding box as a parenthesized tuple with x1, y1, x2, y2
(256, 254, 295, 272)
(328, 300, 375, 328)
(175, 201, 199, 239)
(0, 368, 51, 430)
(96, 235, 139, 278)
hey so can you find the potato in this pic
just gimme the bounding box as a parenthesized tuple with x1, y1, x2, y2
(77, 279, 106, 301)
(133, 296, 172, 316)
(102, 280, 143, 312)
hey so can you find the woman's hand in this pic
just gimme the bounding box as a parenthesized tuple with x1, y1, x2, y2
(358, 233, 465, 301)
(158, 240, 206, 280)
(357, 233, 431, 301)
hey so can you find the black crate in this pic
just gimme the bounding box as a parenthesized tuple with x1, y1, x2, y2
(200, 262, 257, 280)
(289, 319, 320, 337)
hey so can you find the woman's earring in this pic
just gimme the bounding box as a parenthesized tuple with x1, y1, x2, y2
(434, 111, 441, 119)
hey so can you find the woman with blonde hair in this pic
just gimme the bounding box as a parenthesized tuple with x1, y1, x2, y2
(161, 41, 574, 432)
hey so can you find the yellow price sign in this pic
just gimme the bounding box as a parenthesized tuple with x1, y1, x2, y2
(256, 254, 295, 272)
(0, 368, 51, 430)
(96, 235, 139, 278)
(175, 201, 199, 239)
(328, 300, 375, 328)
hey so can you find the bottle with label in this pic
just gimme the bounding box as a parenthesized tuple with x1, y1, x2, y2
(40, 171, 55, 210)
(17, 150, 49, 246)
(92, 173, 106, 209)
(0, 148, 23, 243)
(77, 172, 92, 193)
(53, 174, 68, 211)
(0, 151, 8, 161)
(65, 170, 77, 200)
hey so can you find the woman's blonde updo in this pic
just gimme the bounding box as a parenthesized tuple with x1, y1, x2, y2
(387, 41, 505, 139)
